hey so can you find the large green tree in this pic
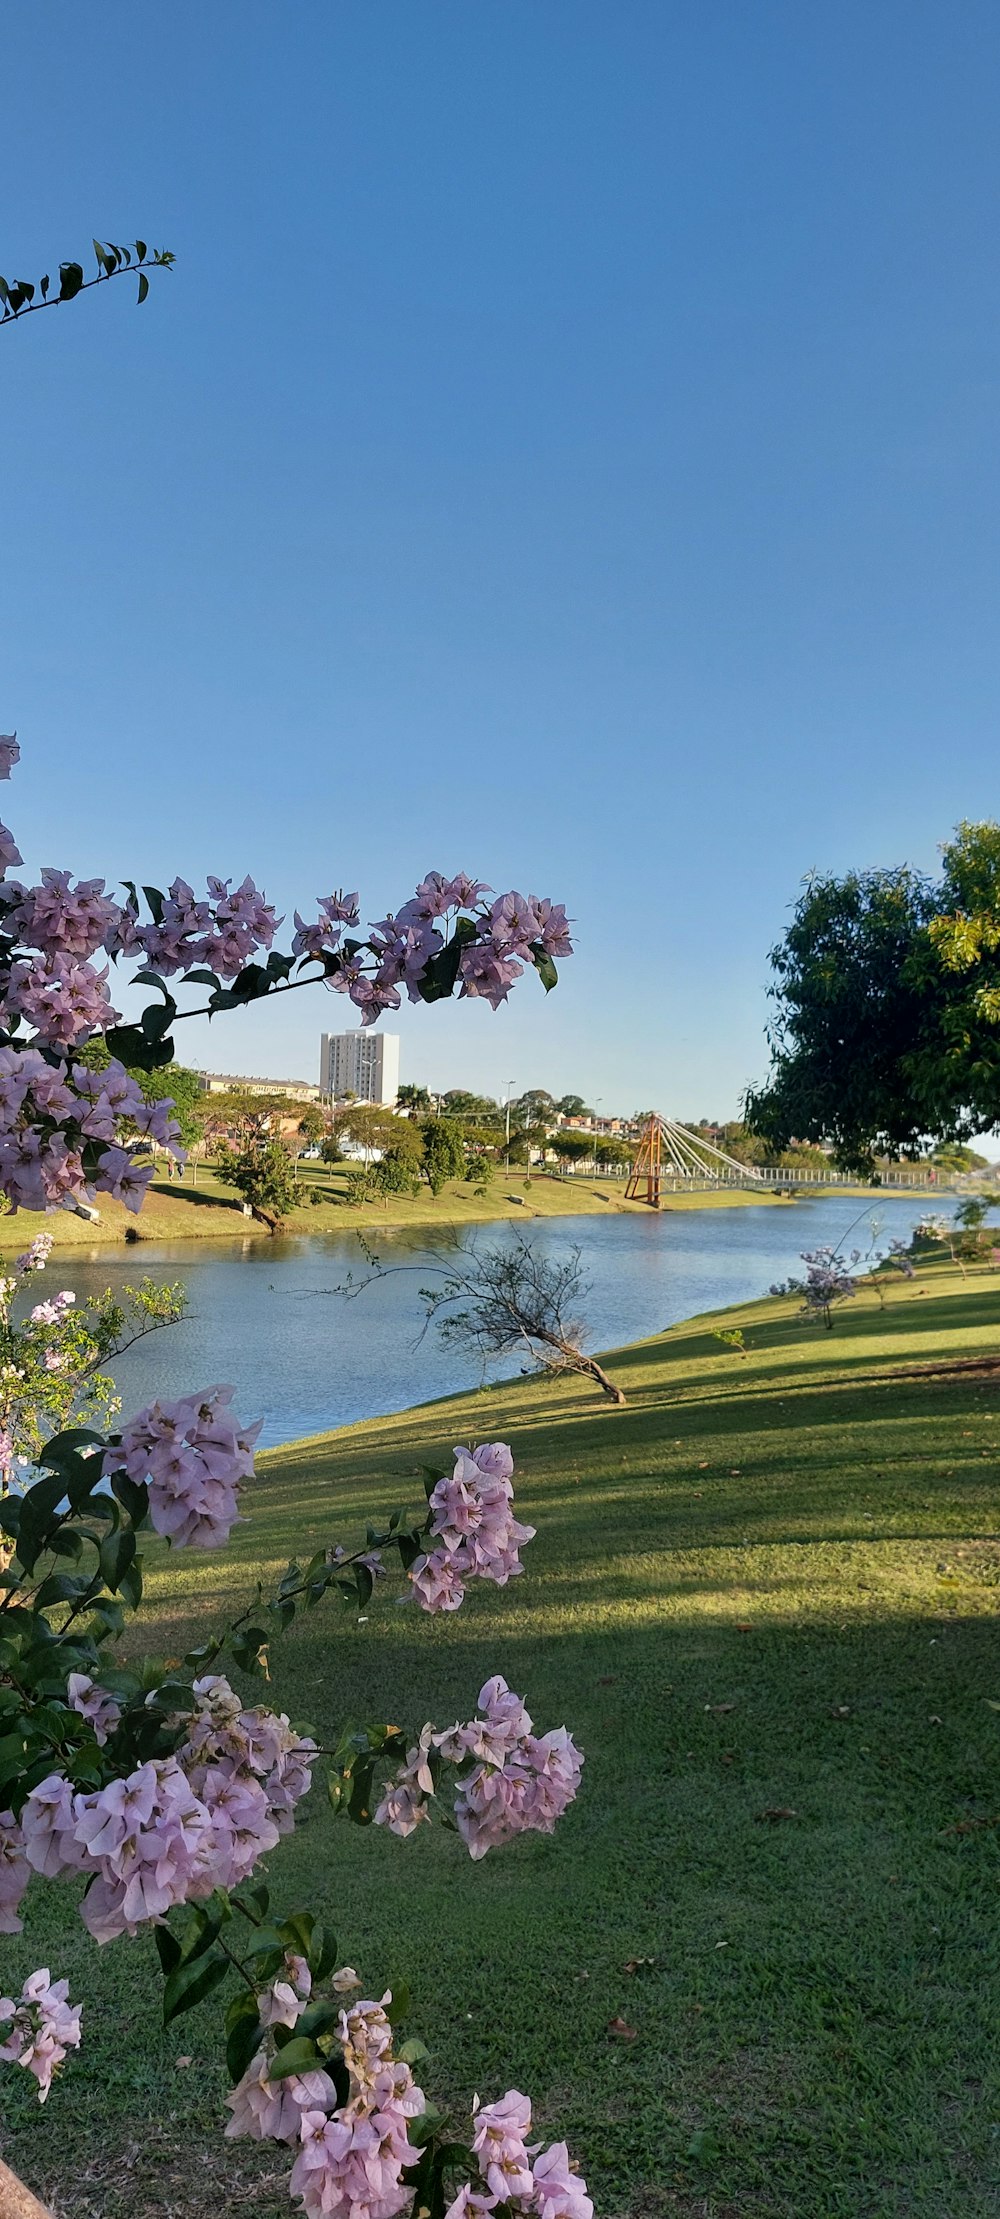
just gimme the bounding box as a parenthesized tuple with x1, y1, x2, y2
(215, 1135, 300, 1226)
(746, 820, 1000, 1174)
(419, 1116, 467, 1195)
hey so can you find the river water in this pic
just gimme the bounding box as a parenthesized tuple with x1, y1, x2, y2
(36, 1193, 949, 1448)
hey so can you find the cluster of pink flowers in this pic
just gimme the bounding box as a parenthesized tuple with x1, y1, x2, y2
(228, 1986, 430, 2219)
(228, 1987, 591, 2219)
(18, 1680, 316, 1945)
(0, 1043, 183, 1214)
(178, 1673, 318, 1839)
(103, 1384, 261, 1547)
(375, 1676, 583, 1860)
(14, 1232, 53, 1273)
(67, 1672, 123, 1746)
(409, 1443, 535, 1613)
(22, 1760, 228, 1942)
(121, 873, 282, 978)
(354, 877, 573, 1023)
(0, 1968, 82, 2102)
(3, 865, 122, 962)
(462, 2090, 593, 2219)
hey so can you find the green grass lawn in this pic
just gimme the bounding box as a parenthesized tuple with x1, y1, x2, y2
(0, 1165, 804, 1255)
(5, 1258, 1000, 2218)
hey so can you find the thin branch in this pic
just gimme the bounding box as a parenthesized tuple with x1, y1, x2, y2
(170, 968, 329, 1024)
(0, 254, 172, 327)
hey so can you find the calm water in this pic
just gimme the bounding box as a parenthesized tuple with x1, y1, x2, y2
(36, 1194, 950, 1448)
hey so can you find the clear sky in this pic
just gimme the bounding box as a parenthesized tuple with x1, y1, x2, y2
(3, 3, 999, 1117)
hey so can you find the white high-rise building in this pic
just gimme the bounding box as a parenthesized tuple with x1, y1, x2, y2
(320, 1031, 400, 1106)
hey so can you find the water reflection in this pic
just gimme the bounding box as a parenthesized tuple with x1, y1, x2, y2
(43, 1195, 948, 1448)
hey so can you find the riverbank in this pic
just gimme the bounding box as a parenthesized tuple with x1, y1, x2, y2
(0, 1161, 922, 1252)
(8, 1252, 999, 2218)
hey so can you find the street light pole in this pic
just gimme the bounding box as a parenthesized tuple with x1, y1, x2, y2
(504, 1079, 515, 1169)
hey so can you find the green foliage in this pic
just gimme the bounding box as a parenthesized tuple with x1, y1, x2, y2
(419, 1117, 467, 1196)
(397, 1084, 432, 1112)
(931, 1141, 989, 1171)
(461, 1124, 498, 1185)
(439, 1090, 501, 1125)
(215, 1136, 300, 1222)
(711, 1326, 747, 1357)
(594, 1136, 632, 1168)
(552, 1130, 593, 1162)
(0, 1274, 184, 1481)
(748, 821, 1000, 1173)
(511, 1089, 555, 1126)
(297, 1105, 326, 1147)
(0, 238, 175, 323)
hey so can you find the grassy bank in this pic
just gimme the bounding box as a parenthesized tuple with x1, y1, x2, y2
(0, 1165, 803, 1253)
(6, 1257, 1000, 2217)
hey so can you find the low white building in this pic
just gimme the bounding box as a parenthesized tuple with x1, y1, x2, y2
(196, 1072, 320, 1102)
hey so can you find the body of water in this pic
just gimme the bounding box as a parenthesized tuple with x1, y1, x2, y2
(32, 1193, 951, 1449)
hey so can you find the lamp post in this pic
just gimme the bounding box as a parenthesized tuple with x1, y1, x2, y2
(504, 1079, 516, 1168)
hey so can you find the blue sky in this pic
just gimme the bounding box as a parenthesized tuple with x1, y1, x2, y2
(3, 3, 999, 1116)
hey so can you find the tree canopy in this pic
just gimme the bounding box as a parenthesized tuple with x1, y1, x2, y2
(418, 1116, 467, 1195)
(745, 820, 1000, 1174)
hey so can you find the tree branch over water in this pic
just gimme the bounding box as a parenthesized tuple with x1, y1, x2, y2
(329, 1228, 627, 1405)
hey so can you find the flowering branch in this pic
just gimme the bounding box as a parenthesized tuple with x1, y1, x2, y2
(0, 734, 588, 2216)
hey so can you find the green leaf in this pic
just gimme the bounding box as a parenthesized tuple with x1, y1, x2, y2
(225, 1999, 263, 2082)
(154, 1925, 183, 1976)
(118, 1559, 144, 1611)
(135, 240, 147, 260)
(141, 999, 177, 1043)
(39, 1428, 108, 1472)
(529, 942, 558, 992)
(417, 917, 478, 1005)
(34, 1571, 96, 1611)
(306, 1923, 340, 1983)
(385, 1982, 410, 2028)
(162, 1948, 230, 2023)
(47, 1527, 84, 1563)
(99, 1529, 136, 1593)
(290, 1999, 341, 2043)
(266, 2034, 321, 2081)
(243, 1925, 289, 1962)
(233, 1882, 270, 1922)
(109, 1470, 149, 1526)
(58, 262, 85, 301)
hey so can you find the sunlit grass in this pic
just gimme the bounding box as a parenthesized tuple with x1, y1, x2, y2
(6, 1254, 1000, 2216)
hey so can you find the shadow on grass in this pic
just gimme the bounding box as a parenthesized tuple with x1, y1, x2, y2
(7, 1606, 1000, 2219)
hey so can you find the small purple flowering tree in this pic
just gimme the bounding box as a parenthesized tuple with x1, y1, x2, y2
(769, 1215, 921, 1329)
(0, 741, 592, 2219)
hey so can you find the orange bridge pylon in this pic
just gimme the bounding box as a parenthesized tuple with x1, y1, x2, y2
(624, 1114, 766, 1208)
(624, 1113, 664, 1207)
